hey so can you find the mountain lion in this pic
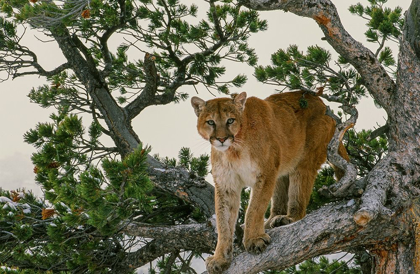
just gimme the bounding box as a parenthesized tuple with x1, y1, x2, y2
(191, 90, 348, 273)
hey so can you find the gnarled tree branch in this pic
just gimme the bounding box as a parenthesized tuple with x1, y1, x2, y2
(222, 199, 411, 274)
(146, 155, 215, 219)
(123, 221, 216, 241)
(125, 53, 161, 120)
(353, 156, 394, 226)
(240, 0, 396, 111)
(324, 106, 359, 197)
(122, 221, 216, 270)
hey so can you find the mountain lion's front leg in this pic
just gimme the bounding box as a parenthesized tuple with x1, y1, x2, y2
(206, 182, 241, 273)
(243, 174, 276, 254)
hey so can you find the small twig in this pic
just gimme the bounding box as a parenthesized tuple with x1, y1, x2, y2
(368, 123, 389, 140)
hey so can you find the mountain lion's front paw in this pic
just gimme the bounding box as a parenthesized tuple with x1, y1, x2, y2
(206, 255, 231, 274)
(243, 233, 271, 254)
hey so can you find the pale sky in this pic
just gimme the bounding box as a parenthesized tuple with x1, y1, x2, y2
(0, 0, 410, 197)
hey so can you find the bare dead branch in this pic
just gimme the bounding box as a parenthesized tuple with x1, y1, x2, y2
(123, 221, 215, 240)
(0, 36, 71, 80)
(27, 0, 89, 28)
(324, 107, 359, 197)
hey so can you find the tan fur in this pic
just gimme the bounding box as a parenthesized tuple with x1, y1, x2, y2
(191, 90, 349, 273)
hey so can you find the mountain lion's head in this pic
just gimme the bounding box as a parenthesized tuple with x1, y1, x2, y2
(191, 92, 247, 152)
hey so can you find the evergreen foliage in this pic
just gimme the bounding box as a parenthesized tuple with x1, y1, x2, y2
(1, 116, 210, 272)
(0, 0, 265, 269)
(0, 136, 153, 272)
(307, 167, 337, 213)
(0, 0, 402, 272)
(264, 256, 361, 274)
(0, 0, 266, 97)
(344, 129, 388, 176)
(254, 44, 367, 105)
(348, 0, 403, 79)
(154, 147, 209, 178)
(150, 251, 205, 274)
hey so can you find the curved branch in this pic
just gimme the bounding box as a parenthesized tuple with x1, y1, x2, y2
(0, 41, 71, 80)
(125, 53, 160, 119)
(240, 0, 396, 111)
(122, 221, 216, 270)
(223, 200, 404, 274)
(323, 106, 359, 197)
(13, 63, 71, 78)
(100, 0, 128, 75)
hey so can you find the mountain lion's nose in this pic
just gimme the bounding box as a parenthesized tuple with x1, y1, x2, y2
(217, 137, 227, 143)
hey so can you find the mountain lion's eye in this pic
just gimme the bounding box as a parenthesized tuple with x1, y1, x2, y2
(227, 118, 235, 125)
(207, 120, 215, 126)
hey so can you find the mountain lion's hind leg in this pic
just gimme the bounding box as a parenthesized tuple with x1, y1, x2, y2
(267, 115, 333, 228)
(286, 166, 318, 222)
(265, 175, 289, 229)
(267, 166, 318, 227)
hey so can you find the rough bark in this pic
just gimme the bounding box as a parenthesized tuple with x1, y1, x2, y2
(122, 221, 217, 270)
(4, 0, 420, 272)
(210, 0, 420, 273)
(146, 156, 215, 219)
(240, 0, 396, 111)
(82, 0, 420, 271)
(404, 0, 420, 59)
(47, 25, 217, 220)
(221, 200, 420, 274)
(49, 26, 140, 158)
(324, 107, 358, 197)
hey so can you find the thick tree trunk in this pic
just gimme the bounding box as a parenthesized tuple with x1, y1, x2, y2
(370, 242, 416, 273)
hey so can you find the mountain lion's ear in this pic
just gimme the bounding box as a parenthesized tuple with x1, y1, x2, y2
(191, 97, 206, 117)
(234, 92, 247, 111)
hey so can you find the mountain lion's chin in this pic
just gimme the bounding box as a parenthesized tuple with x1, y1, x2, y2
(213, 145, 230, 152)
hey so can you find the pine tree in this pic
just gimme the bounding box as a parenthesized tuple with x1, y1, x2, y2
(1, 0, 420, 273)
(0, 0, 265, 272)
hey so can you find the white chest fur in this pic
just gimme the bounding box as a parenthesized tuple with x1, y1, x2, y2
(212, 150, 258, 192)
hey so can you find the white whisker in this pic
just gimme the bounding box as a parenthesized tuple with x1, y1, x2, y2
(190, 138, 211, 155)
